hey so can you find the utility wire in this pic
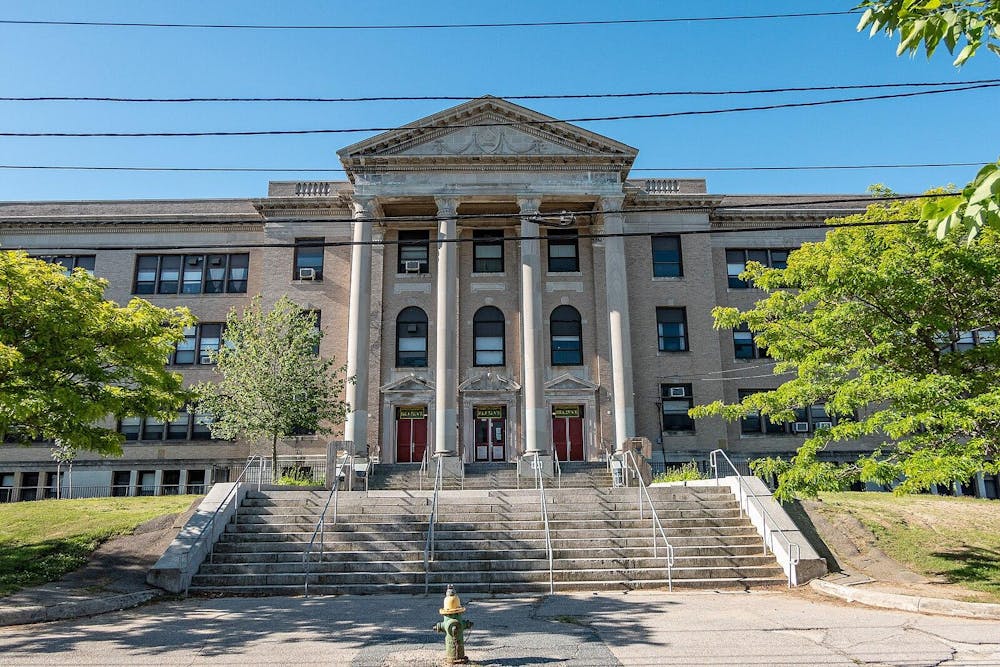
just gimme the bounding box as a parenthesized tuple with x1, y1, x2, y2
(0, 162, 985, 174)
(2, 85, 996, 137)
(0, 11, 857, 31)
(0, 219, 922, 252)
(3, 79, 996, 103)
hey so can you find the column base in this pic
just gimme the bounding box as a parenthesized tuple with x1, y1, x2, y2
(517, 454, 554, 479)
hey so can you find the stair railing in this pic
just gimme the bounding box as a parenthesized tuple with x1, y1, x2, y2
(418, 448, 429, 490)
(709, 449, 800, 587)
(183, 455, 263, 595)
(302, 453, 352, 597)
(423, 454, 444, 594)
(525, 452, 555, 595)
(622, 450, 675, 592)
(552, 446, 562, 489)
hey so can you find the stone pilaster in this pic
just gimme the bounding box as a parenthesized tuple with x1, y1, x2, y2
(600, 196, 636, 452)
(518, 197, 549, 455)
(434, 197, 460, 456)
(345, 196, 378, 453)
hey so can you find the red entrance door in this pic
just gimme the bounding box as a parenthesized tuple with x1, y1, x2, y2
(474, 406, 506, 462)
(552, 405, 584, 462)
(395, 407, 428, 463)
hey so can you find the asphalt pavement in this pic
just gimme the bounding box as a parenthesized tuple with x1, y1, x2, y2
(1, 590, 999, 666)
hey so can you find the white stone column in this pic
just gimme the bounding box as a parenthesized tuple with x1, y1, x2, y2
(600, 196, 636, 453)
(345, 196, 377, 452)
(434, 197, 460, 456)
(518, 197, 549, 455)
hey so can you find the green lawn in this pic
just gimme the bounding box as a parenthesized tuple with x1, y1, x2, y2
(817, 491, 1000, 603)
(0, 496, 199, 596)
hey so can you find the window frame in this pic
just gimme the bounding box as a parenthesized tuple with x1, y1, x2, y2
(473, 306, 506, 367)
(656, 307, 689, 352)
(293, 237, 325, 281)
(133, 253, 249, 295)
(170, 323, 224, 365)
(660, 384, 695, 433)
(725, 248, 793, 289)
(546, 229, 580, 273)
(733, 323, 770, 360)
(34, 254, 96, 276)
(550, 305, 583, 366)
(472, 229, 505, 274)
(396, 306, 429, 368)
(397, 230, 430, 274)
(651, 235, 683, 278)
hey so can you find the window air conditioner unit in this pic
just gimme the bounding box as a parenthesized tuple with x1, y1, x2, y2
(404, 260, 422, 273)
(186, 257, 201, 266)
(668, 386, 686, 398)
(298, 267, 317, 280)
(814, 421, 833, 431)
(199, 355, 213, 365)
(793, 421, 810, 433)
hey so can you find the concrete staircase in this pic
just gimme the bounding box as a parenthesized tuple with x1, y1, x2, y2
(188, 484, 786, 596)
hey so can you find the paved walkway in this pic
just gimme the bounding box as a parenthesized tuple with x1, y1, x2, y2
(1, 590, 999, 665)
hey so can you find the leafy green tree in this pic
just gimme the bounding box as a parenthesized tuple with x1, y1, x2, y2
(856, 0, 1000, 241)
(0, 251, 193, 455)
(691, 194, 1000, 499)
(195, 296, 349, 480)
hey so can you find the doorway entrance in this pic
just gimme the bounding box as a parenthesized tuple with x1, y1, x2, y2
(474, 406, 506, 462)
(395, 406, 428, 464)
(552, 405, 584, 461)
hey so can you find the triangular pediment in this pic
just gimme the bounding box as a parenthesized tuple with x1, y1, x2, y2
(381, 374, 434, 393)
(458, 371, 521, 393)
(338, 96, 637, 166)
(545, 373, 600, 392)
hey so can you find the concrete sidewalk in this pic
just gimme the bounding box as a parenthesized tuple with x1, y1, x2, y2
(1, 591, 999, 665)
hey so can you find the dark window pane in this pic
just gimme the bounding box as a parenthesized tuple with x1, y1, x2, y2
(726, 250, 748, 288)
(294, 238, 324, 280)
(770, 250, 789, 269)
(473, 306, 505, 366)
(398, 230, 430, 273)
(198, 324, 223, 363)
(135, 256, 158, 294)
(547, 230, 579, 273)
(205, 255, 227, 293)
(550, 305, 582, 365)
(396, 307, 428, 367)
(119, 417, 141, 442)
(656, 308, 688, 352)
(75, 255, 96, 274)
(651, 235, 682, 277)
(227, 254, 249, 293)
(157, 256, 181, 294)
(173, 326, 197, 365)
(141, 417, 164, 441)
(181, 255, 204, 294)
(166, 412, 189, 440)
(473, 230, 504, 273)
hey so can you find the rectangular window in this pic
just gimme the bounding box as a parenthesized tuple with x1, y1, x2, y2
(35, 254, 96, 276)
(726, 248, 794, 288)
(738, 389, 839, 435)
(170, 323, 223, 365)
(166, 411, 189, 440)
(191, 413, 213, 440)
(398, 230, 430, 273)
(547, 230, 579, 272)
(656, 307, 688, 352)
(294, 238, 325, 280)
(119, 413, 219, 442)
(185, 469, 207, 494)
(738, 389, 786, 435)
(473, 230, 504, 273)
(133, 253, 249, 295)
(660, 384, 695, 432)
(733, 324, 769, 359)
(651, 235, 682, 277)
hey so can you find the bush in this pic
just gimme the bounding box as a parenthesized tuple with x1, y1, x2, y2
(652, 462, 705, 484)
(277, 467, 316, 486)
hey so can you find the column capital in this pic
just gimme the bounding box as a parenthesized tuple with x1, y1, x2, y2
(517, 196, 542, 216)
(599, 195, 626, 214)
(351, 195, 382, 220)
(434, 196, 460, 218)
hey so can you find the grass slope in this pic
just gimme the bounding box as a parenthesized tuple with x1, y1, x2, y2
(817, 492, 1000, 603)
(0, 496, 198, 596)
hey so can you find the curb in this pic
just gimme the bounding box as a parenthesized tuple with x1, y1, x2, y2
(811, 579, 1000, 620)
(0, 589, 162, 627)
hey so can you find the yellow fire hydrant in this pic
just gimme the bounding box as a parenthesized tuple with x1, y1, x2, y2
(433, 585, 473, 664)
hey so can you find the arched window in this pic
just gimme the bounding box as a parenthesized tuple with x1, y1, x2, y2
(473, 306, 505, 366)
(396, 307, 428, 367)
(550, 305, 583, 366)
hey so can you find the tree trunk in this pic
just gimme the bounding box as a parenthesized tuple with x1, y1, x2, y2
(271, 432, 279, 483)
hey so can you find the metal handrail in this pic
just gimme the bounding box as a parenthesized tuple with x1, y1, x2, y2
(302, 454, 353, 596)
(183, 455, 263, 594)
(526, 453, 555, 595)
(552, 446, 562, 489)
(622, 450, 675, 592)
(418, 448, 429, 490)
(423, 455, 444, 594)
(709, 449, 801, 588)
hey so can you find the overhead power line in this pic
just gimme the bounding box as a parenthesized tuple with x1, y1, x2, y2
(0, 162, 984, 174)
(0, 11, 856, 31)
(2, 84, 996, 138)
(0, 218, 921, 253)
(3, 79, 996, 103)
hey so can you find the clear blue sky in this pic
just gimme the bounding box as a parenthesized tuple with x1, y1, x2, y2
(0, 0, 996, 201)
